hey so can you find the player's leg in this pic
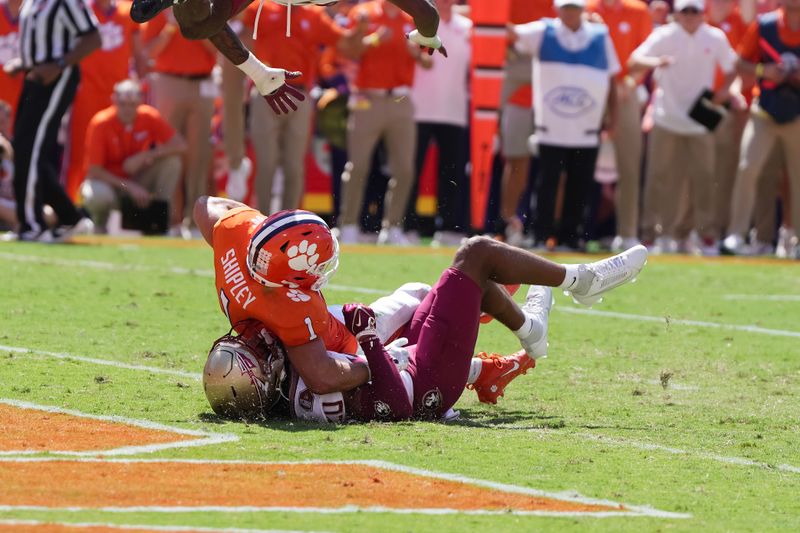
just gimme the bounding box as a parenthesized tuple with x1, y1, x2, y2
(466, 284, 552, 404)
(452, 235, 647, 307)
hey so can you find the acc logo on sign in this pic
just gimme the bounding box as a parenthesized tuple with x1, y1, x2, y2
(544, 86, 596, 118)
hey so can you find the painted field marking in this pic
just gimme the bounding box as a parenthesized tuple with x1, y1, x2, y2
(577, 434, 800, 474)
(0, 519, 324, 533)
(723, 294, 800, 302)
(6, 340, 799, 477)
(0, 457, 689, 519)
(0, 344, 201, 380)
(556, 306, 800, 339)
(0, 399, 237, 456)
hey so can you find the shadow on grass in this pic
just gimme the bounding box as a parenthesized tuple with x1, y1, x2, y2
(450, 408, 567, 430)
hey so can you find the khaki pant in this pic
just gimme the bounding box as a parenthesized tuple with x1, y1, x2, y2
(341, 93, 416, 228)
(642, 125, 716, 240)
(752, 143, 785, 241)
(81, 156, 182, 229)
(249, 88, 313, 212)
(712, 108, 748, 234)
(727, 109, 800, 238)
(611, 81, 644, 239)
(150, 73, 214, 223)
(221, 60, 247, 169)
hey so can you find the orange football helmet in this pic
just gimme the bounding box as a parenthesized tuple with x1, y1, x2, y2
(247, 210, 339, 291)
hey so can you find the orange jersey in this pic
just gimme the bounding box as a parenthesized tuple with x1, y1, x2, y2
(141, 13, 216, 76)
(707, 8, 748, 91)
(81, 0, 138, 99)
(510, 0, 555, 24)
(85, 105, 175, 178)
(0, 5, 22, 124)
(243, 4, 343, 87)
(738, 8, 800, 61)
(212, 207, 357, 352)
(347, 0, 416, 90)
(587, 0, 652, 78)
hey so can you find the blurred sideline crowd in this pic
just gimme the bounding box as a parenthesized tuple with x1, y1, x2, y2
(0, 0, 798, 259)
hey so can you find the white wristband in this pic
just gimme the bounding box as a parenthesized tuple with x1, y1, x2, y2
(407, 29, 442, 50)
(235, 53, 285, 95)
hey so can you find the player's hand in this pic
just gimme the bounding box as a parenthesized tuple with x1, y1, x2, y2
(123, 181, 151, 209)
(3, 57, 23, 77)
(342, 303, 378, 342)
(406, 29, 447, 58)
(385, 337, 410, 372)
(27, 62, 62, 85)
(763, 63, 787, 84)
(255, 69, 305, 115)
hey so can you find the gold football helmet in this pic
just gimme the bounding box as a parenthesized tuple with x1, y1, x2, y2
(203, 326, 286, 419)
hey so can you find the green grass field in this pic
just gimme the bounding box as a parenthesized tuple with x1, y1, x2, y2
(1, 239, 799, 532)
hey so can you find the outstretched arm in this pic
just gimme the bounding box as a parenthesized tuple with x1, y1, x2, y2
(388, 0, 438, 37)
(193, 195, 249, 246)
(173, 3, 305, 114)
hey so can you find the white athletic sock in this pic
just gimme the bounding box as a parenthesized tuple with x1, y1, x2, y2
(467, 358, 483, 385)
(559, 264, 582, 290)
(514, 315, 543, 350)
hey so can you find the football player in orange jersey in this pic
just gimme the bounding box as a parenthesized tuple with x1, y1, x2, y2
(129, 0, 446, 113)
(64, 0, 145, 202)
(194, 195, 649, 407)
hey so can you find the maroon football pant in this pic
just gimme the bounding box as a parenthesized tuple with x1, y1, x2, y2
(403, 268, 483, 419)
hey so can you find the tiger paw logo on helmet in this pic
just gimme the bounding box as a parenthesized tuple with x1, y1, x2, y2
(287, 240, 319, 272)
(286, 288, 311, 302)
(247, 210, 340, 291)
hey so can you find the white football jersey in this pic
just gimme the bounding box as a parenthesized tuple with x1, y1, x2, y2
(288, 352, 353, 424)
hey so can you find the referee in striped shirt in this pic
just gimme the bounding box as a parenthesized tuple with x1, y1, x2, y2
(9, 0, 101, 241)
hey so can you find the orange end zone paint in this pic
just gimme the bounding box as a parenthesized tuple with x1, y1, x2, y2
(0, 404, 194, 453)
(0, 461, 624, 513)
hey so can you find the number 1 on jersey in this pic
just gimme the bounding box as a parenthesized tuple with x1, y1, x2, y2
(304, 316, 318, 340)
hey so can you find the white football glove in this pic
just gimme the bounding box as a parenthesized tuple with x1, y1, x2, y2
(251, 65, 290, 96)
(385, 337, 410, 372)
(406, 29, 447, 57)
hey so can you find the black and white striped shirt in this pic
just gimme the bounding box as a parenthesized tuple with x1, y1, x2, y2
(18, 0, 98, 68)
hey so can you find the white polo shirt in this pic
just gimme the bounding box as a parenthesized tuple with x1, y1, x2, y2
(411, 13, 472, 127)
(631, 22, 737, 135)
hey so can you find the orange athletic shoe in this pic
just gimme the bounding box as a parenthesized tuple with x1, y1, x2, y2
(479, 284, 521, 324)
(468, 350, 536, 404)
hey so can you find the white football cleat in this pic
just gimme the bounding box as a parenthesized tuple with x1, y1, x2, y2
(520, 285, 553, 359)
(566, 244, 648, 307)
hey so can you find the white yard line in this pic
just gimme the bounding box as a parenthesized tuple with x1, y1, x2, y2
(0, 519, 324, 533)
(0, 344, 201, 380)
(556, 306, 800, 339)
(577, 434, 800, 475)
(0, 457, 688, 519)
(0, 505, 672, 518)
(723, 294, 800, 302)
(0, 399, 237, 456)
(0, 252, 385, 295)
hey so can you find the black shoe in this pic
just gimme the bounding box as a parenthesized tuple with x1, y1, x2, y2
(130, 0, 174, 24)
